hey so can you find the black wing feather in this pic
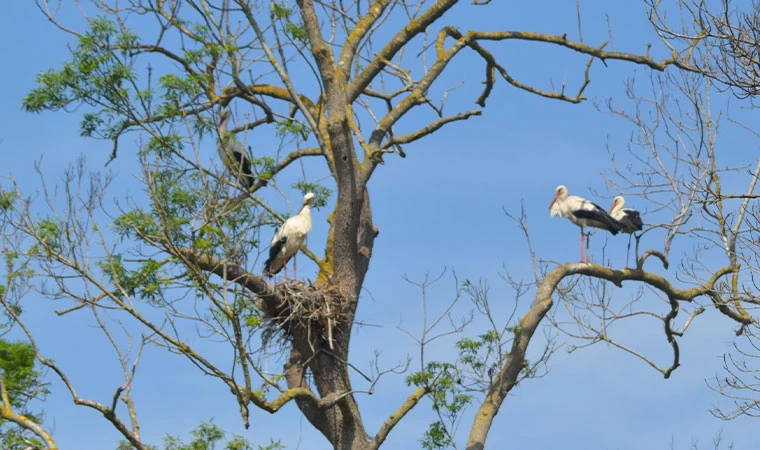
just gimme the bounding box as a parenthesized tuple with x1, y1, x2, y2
(573, 205, 621, 234)
(620, 210, 643, 232)
(232, 150, 255, 189)
(263, 237, 287, 276)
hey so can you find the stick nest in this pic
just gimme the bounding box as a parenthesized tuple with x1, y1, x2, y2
(263, 280, 353, 350)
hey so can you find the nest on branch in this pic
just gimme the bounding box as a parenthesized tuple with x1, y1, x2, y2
(263, 279, 352, 350)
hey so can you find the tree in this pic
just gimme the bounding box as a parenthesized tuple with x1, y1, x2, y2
(644, 0, 760, 421)
(0, 339, 49, 450)
(3, 0, 755, 449)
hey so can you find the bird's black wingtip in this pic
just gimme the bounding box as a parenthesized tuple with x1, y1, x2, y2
(263, 260, 274, 276)
(263, 259, 281, 277)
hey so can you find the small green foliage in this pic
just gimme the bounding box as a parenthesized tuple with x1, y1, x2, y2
(192, 115, 215, 138)
(23, 17, 140, 138)
(291, 181, 331, 208)
(115, 440, 159, 450)
(193, 237, 212, 250)
(159, 73, 204, 102)
(193, 224, 224, 250)
(285, 22, 308, 42)
(38, 219, 59, 242)
(0, 339, 49, 449)
(221, 42, 240, 55)
(256, 439, 285, 450)
(170, 186, 196, 211)
(97, 254, 167, 302)
(226, 436, 253, 450)
(191, 421, 225, 446)
(115, 28, 139, 52)
(81, 112, 106, 137)
(245, 315, 261, 328)
(143, 134, 184, 158)
(0, 190, 16, 211)
(114, 210, 159, 239)
(37, 219, 61, 253)
(2, 433, 45, 450)
(252, 156, 276, 182)
(421, 421, 449, 450)
(270, 2, 293, 19)
(183, 48, 205, 65)
(191, 24, 211, 38)
(275, 120, 308, 138)
(0, 340, 47, 411)
(159, 420, 260, 450)
(407, 361, 472, 449)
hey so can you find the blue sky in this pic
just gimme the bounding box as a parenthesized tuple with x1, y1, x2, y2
(2, 1, 760, 449)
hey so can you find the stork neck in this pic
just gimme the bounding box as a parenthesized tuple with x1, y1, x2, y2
(218, 117, 230, 136)
(299, 203, 312, 217)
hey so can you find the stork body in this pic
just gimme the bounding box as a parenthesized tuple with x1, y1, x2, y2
(264, 193, 316, 278)
(549, 185, 620, 262)
(609, 195, 643, 268)
(217, 110, 255, 190)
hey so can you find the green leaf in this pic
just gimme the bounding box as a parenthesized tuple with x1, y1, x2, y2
(291, 181, 331, 208)
(285, 22, 308, 42)
(270, 2, 293, 19)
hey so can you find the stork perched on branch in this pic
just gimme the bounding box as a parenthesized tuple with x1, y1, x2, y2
(549, 185, 620, 263)
(264, 192, 316, 279)
(609, 196, 643, 268)
(217, 110, 255, 190)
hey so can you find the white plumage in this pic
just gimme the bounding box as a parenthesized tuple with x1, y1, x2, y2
(264, 192, 316, 277)
(549, 185, 620, 262)
(609, 195, 643, 268)
(217, 110, 255, 190)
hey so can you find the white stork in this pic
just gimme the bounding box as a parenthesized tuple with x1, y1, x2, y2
(609, 196, 644, 268)
(264, 192, 316, 278)
(217, 110, 255, 190)
(549, 185, 620, 262)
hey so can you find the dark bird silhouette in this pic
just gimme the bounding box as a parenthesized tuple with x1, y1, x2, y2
(217, 110, 254, 190)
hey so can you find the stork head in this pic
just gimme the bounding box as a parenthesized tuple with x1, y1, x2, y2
(549, 185, 568, 210)
(218, 110, 231, 128)
(303, 192, 316, 205)
(610, 196, 624, 212)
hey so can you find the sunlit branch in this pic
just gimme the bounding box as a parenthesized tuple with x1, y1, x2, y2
(348, 0, 459, 101)
(368, 386, 429, 450)
(0, 376, 57, 449)
(338, 0, 394, 76)
(379, 110, 482, 150)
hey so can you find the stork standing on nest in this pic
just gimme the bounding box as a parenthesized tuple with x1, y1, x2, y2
(549, 185, 620, 263)
(217, 109, 255, 190)
(264, 192, 316, 279)
(609, 195, 643, 268)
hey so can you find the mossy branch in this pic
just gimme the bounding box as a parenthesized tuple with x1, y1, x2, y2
(244, 385, 353, 413)
(466, 259, 751, 450)
(368, 386, 429, 450)
(0, 376, 57, 449)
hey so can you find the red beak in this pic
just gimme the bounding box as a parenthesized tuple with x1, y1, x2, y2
(549, 193, 559, 210)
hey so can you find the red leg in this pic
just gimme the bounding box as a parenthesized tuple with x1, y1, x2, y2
(293, 253, 298, 280)
(580, 228, 585, 263)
